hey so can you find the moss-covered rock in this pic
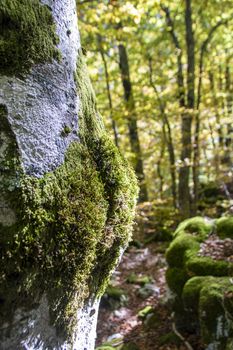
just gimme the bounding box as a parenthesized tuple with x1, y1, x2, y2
(166, 234, 200, 268)
(101, 284, 128, 310)
(0, 49, 138, 340)
(126, 273, 152, 286)
(174, 216, 213, 241)
(0, 0, 60, 76)
(166, 267, 190, 296)
(183, 277, 233, 349)
(186, 256, 232, 277)
(137, 305, 154, 319)
(166, 216, 233, 349)
(216, 217, 233, 239)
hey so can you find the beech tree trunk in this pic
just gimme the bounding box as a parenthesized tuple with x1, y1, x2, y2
(97, 34, 119, 148)
(0, 1, 137, 349)
(118, 44, 148, 202)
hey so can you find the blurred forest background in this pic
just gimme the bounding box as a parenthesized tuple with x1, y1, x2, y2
(77, 1, 233, 349)
(78, 0, 233, 218)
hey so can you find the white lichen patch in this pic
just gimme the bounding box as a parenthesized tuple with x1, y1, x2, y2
(75, 298, 100, 350)
(0, 0, 81, 176)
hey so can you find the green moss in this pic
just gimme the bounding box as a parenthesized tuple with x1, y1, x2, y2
(75, 50, 138, 296)
(0, 142, 109, 335)
(105, 285, 126, 300)
(0, 0, 60, 76)
(158, 332, 182, 346)
(186, 256, 231, 277)
(182, 277, 233, 346)
(182, 276, 215, 310)
(166, 234, 200, 268)
(61, 125, 72, 137)
(166, 267, 190, 296)
(216, 217, 233, 239)
(126, 273, 152, 286)
(199, 283, 229, 345)
(174, 216, 213, 241)
(167, 215, 233, 347)
(137, 305, 154, 319)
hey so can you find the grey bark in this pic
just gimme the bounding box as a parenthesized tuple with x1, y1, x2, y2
(118, 44, 148, 202)
(97, 34, 119, 148)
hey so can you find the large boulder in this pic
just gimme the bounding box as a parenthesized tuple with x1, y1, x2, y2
(166, 216, 233, 349)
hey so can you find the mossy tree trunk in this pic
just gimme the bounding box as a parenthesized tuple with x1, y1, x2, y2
(0, 1, 138, 349)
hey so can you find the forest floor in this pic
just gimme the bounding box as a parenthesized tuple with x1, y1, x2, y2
(95, 202, 204, 350)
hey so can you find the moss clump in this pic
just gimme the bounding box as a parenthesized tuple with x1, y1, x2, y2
(105, 285, 126, 300)
(182, 276, 215, 310)
(61, 125, 72, 137)
(0, 0, 60, 76)
(186, 256, 231, 277)
(199, 282, 231, 346)
(174, 216, 213, 241)
(0, 142, 109, 335)
(0, 134, 138, 337)
(166, 234, 200, 268)
(126, 273, 152, 286)
(166, 216, 233, 348)
(183, 277, 233, 347)
(216, 217, 233, 239)
(75, 50, 138, 296)
(166, 267, 190, 296)
(137, 305, 154, 319)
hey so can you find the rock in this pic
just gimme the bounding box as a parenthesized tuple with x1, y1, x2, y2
(126, 273, 152, 286)
(137, 283, 160, 298)
(101, 285, 128, 310)
(166, 216, 233, 349)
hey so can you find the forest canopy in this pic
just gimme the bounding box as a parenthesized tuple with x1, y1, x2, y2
(78, 0, 233, 218)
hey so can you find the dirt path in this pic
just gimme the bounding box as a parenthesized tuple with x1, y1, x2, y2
(96, 242, 200, 349)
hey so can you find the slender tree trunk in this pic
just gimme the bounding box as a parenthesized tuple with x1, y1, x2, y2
(179, 0, 195, 217)
(208, 71, 223, 175)
(209, 71, 224, 148)
(148, 57, 177, 208)
(97, 35, 119, 148)
(118, 44, 148, 202)
(224, 63, 233, 166)
(193, 19, 228, 207)
(162, 4, 192, 217)
(0, 1, 137, 349)
(157, 138, 165, 199)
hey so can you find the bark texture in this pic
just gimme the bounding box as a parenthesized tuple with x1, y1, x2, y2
(118, 44, 148, 202)
(0, 1, 138, 349)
